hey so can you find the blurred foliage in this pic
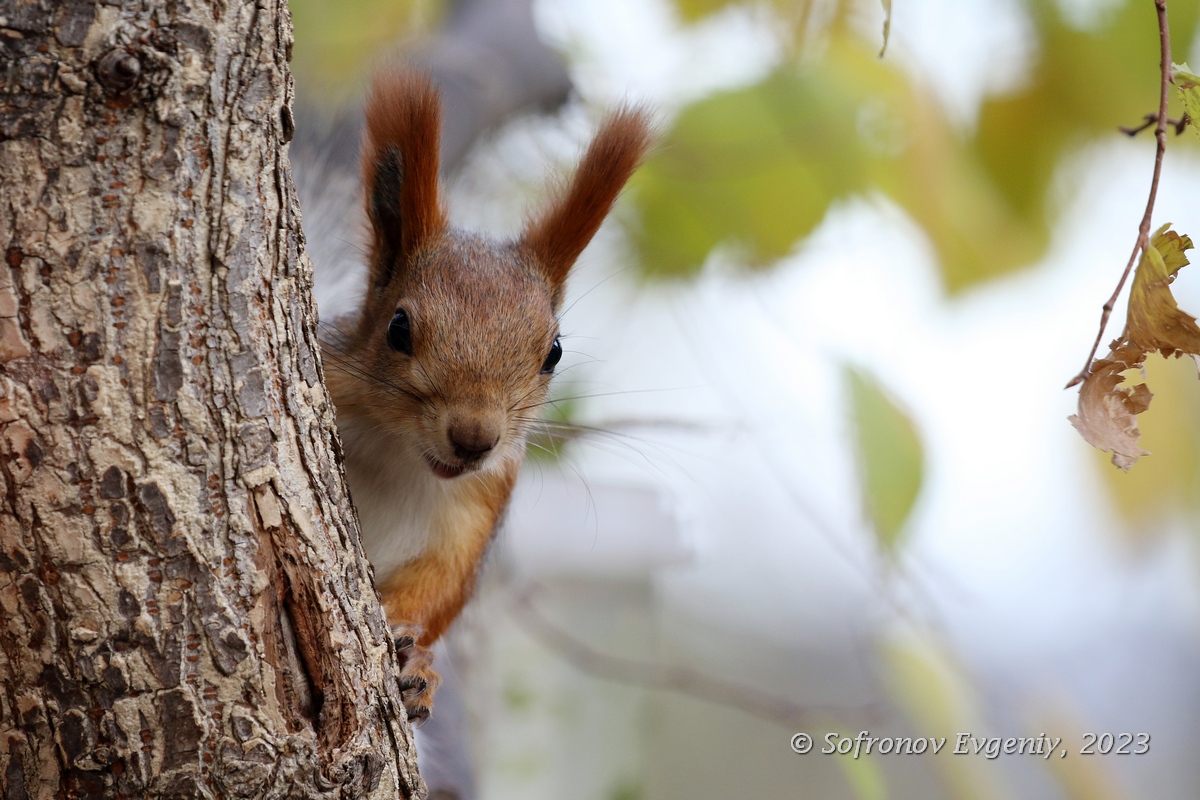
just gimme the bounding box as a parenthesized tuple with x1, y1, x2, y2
(1044, 745, 1132, 800)
(503, 676, 537, 712)
(973, 0, 1193, 273)
(883, 631, 1007, 800)
(846, 367, 923, 552)
(632, 0, 1199, 292)
(651, 0, 1200, 527)
(289, 0, 443, 95)
(287, 0, 1200, 297)
(524, 386, 582, 464)
(632, 29, 1044, 287)
(673, 0, 769, 21)
(606, 780, 646, 800)
(1032, 707, 1132, 800)
(836, 750, 887, 800)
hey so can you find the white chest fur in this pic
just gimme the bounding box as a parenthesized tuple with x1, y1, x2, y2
(336, 412, 450, 577)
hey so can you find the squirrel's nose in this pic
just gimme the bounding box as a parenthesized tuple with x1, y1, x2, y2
(447, 419, 500, 462)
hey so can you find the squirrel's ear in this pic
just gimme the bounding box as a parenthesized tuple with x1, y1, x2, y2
(521, 106, 654, 288)
(362, 70, 447, 291)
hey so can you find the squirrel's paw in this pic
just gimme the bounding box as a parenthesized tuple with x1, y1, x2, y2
(391, 624, 441, 725)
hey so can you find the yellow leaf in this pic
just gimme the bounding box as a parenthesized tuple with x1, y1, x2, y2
(672, 0, 739, 22)
(1070, 226, 1198, 470)
(1126, 225, 1200, 357)
(1172, 62, 1200, 141)
(837, 751, 888, 800)
(883, 631, 1007, 800)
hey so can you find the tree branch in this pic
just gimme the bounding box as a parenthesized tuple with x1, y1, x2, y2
(1118, 111, 1190, 137)
(1066, 0, 1173, 389)
(510, 585, 881, 729)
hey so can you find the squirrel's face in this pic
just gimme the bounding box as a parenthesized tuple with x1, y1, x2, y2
(329, 70, 650, 481)
(332, 234, 562, 480)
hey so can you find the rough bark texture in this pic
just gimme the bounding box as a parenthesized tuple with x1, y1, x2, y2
(0, 2, 423, 798)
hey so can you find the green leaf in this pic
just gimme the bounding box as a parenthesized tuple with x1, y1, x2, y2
(809, 718, 892, 800)
(846, 367, 923, 552)
(524, 385, 581, 464)
(630, 62, 870, 277)
(672, 0, 740, 22)
(671, 0, 798, 24)
(883, 631, 1007, 800)
(837, 753, 888, 800)
(1172, 62, 1200, 141)
(630, 30, 1051, 290)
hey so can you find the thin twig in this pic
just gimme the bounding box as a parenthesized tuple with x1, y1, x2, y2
(510, 585, 882, 729)
(1119, 112, 1190, 137)
(1066, 0, 1173, 389)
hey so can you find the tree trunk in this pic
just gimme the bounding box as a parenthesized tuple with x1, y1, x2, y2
(0, 2, 423, 798)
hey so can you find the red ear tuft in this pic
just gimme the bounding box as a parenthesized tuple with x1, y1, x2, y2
(362, 69, 448, 287)
(521, 106, 654, 286)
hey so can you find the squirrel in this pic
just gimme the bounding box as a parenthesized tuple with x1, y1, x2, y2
(318, 69, 652, 723)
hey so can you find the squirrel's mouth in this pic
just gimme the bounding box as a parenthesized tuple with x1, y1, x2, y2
(425, 455, 467, 480)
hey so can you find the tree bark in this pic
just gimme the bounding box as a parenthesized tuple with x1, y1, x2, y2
(0, 2, 423, 798)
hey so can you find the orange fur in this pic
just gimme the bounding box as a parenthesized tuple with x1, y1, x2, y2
(362, 70, 448, 279)
(521, 106, 654, 285)
(377, 464, 517, 646)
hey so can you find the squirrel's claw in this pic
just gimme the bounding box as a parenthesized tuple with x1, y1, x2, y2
(391, 623, 440, 725)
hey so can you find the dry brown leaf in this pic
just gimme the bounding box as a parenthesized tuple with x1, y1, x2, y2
(1071, 226, 1196, 470)
(1069, 346, 1152, 470)
(1126, 227, 1200, 357)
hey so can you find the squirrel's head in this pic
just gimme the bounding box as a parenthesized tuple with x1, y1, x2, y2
(324, 70, 652, 481)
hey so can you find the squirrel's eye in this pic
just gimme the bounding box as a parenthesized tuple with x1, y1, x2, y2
(387, 308, 413, 355)
(540, 337, 562, 374)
